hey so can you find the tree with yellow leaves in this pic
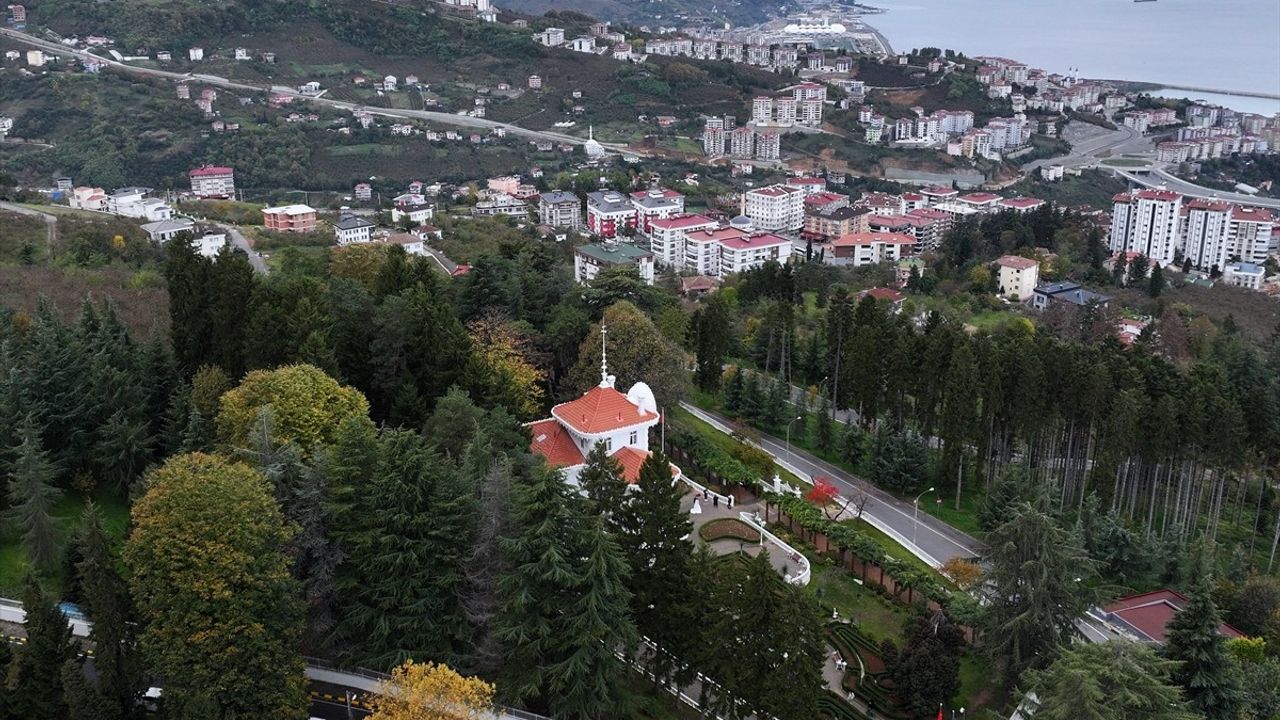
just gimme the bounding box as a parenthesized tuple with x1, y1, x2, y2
(369, 660, 495, 720)
(467, 314, 545, 419)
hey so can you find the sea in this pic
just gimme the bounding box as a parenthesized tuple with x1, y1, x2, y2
(863, 0, 1280, 116)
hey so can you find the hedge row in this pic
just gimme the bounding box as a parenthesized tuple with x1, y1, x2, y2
(766, 493, 950, 610)
(817, 692, 864, 720)
(672, 430, 760, 488)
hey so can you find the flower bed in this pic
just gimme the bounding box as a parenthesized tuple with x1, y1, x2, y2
(698, 518, 762, 543)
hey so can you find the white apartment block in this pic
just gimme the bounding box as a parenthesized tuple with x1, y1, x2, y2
(1181, 199, 1233, 270)
(743, 185, 804, 232)
(334, 215, 375, 245)
(539, 191, 582, 229)
(730, 126, 755, 158)
(188, 165, 235, 199)
(702, 117, 726, 156)
(1109, 189, 1183, 266)
(630, 188, 685, 233)
(756, 131, 781, 161)
(648, 214, 717, 267)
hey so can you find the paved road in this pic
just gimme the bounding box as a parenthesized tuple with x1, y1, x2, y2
(213, 222, 269, 274)
(1021, 122, 1148, 173)
(679, 402, 984, 567)
(0, 28, 592, 148)
(420, 244, 458, 274)
(1118, 166, 1280, 209)
(0, 200, 57, 258)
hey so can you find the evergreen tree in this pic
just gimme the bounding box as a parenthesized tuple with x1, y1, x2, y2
(1163, 544, 1243, 720)
(496, 462, 580, 706)
(7, 576, 74, 720)
(939, 337, 979, 490)
(75, 503, 140, 716)
(61, 659, 119, 720)
(1148, 264, 1166, 298)
(4, 420, 63, 570)
(615, 451, 703, 686)
(459, 453, 514, 679)
(815, 396, 834, 450)
(329, 424, 476, 666)
(983, 501, 1097, 679)
(694, 294, 733, 392)
(722, 368, 744, 413)
(547, 513, 638, 719)
(578, 441, 627, 521)
(1025, 641, 1199, 720)
(892, 613, 965, 716)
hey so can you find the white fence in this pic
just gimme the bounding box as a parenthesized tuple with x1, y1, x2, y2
(0, 596, 92, 637)
(737, 512, 811, 587)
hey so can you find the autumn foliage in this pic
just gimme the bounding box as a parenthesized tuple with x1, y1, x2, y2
(369, 660, 495, 720)
(804, 478, 840, 507)
(939, 557, 984, 591)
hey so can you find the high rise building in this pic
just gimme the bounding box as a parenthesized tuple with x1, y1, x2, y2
(702, 116, 726, 156)
(1109, 189, 1182, 266)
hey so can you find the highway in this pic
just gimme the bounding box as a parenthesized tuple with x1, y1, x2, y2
(0, 27, 591, 148)
(1118, 166, 1280, 209)
(1020, 122, 1149, 173)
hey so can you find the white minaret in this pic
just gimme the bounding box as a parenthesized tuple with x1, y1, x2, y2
(599, 324, 615, 388)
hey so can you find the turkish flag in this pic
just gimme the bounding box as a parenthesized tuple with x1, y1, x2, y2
(937, 707, 944, 720)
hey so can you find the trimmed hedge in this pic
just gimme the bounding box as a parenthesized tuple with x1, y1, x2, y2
(817, 692, 864, 720)
(698, 518, 762, 543)
(672, 429, 760, 488)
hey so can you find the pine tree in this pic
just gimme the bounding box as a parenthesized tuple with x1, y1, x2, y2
(1147, 264, 1166, 298)
(722, 368, 745, 413)
(548, 512, 638, 719)
(60, 659, 119, 720)
(1163, 544, 1243, 720)
(578, 442, 626, 520)
(75, 503, 140, 716)
(8, 576, 74, 720)
(4, 420, 63, 570)
(496, 463, 580, 705)
(459, 453, 514, 679)
(816, 396, 834, 449)
(615, 451, 701, 686)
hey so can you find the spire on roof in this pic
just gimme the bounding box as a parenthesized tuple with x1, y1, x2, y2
(599, 324, 614, 388)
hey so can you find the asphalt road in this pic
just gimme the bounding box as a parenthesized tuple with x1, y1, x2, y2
(1021, 122, 1148, 173)
(0, 28, 594, 148)
(1133, 166, 1280, 209)
(679, 402, 985, 567)
(213, 222, 269, 274)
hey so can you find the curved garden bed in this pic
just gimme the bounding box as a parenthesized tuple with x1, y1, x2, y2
(698, 518, 762, 543)
(826, 622, 909, 719)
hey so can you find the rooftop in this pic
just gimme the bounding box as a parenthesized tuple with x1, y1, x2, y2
(1035, 281, 1111, 306)
(576, 241, 651, 263)
(335, 215, 375, 230)
(263, 204, 316, 215)
(720, 232, 789, 251)
(748, 184, 800, 198)
(540, 190, 580, 204)
(995, 254, 1039, 270)
(189, 165, 234, 177)
(650, 214, 716, 231)
(1000, 197, 1044, 209)
(832, 231, 917, 247)
(551, 384, 659, 435)
(587, 190, 633, 213)
(1103, 589, 1243, 644)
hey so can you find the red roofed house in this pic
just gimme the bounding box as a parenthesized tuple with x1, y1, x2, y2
(856, 287, 906, 312)
(957, 192, 1003, 211)
(1103, 589, 1243, 644)
(995, 255, 1040, 300)
(648, 214, 717, 267)
(526, 344, 678, 488)
(189, 165, 236, 199)
(920, 186, 959, 203)
(829, 232, 917, 267)
(999, 196, 1045, 213)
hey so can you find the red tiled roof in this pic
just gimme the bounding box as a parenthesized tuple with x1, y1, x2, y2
(1232, 206, 1274, 222)
(528, 419, 584, 468)
(1136, 189, 1181, 202)
(995, 254, 1039, 270)
(650, 214, 715, 230)
(551, 385, 659, 435)
(921, 186, 958, 197)
(189, 165, 234, 177)
(958, 192, 1001, 205)
(1104, 589, 1243, 644)
(610, 446, 680, 484)
(787, 177, 826, 185)
(687, 227, 749, 243)
(1000, 197, 1044, 209)
(859, 287, 904, 303)
(720, 232, 789, 250)
(804, 192, 847, 206)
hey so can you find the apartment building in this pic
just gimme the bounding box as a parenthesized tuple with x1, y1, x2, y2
(648, 214, 717, 267)
(742, 184, 805, 232)
(1109, 189, 1183, 266)
(828, 232, 917, 267)
(263, 204, 318, 233)
(188, 165, 235, 199)
(539, 191, 582, 229)
(574, 241, 654, 285)
(630, 188, 685, 233)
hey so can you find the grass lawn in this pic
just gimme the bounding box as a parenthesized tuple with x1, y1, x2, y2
(966, 309, 1023, 329)
(667, 405, 805, 489)
(0, 490, 130, 597)
(804, 551, 917, 645)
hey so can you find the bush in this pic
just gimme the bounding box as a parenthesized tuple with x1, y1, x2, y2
(698, 518, 762, 543)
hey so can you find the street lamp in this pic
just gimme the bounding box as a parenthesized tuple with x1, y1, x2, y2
(912, 487, 935, 547)
(785, 415, 803, 465)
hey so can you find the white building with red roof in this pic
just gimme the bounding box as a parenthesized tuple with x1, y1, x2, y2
(784, 176, 827, 196)
(630, 188, 685, 233)
(957, 192, 1003, 211)
(995, 255, 1041, 300)
(742, 184, 805, 232)
(647, 214, 717, 267)
(188, 165, 235, 199)
(526, 341, 674, 488)
(920, 186, 959, 204)
(829, 232, 917, 267)
(998, 196, 1044, 213)
(718, 232, 791, 275)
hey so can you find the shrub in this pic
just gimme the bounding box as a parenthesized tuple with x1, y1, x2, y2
(698, 518, 762, 544)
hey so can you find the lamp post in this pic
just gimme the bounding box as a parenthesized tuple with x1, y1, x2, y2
(785, 415, 803, 465)
(912, 487, 935, 547)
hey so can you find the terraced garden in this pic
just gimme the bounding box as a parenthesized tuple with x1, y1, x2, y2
(826, 622, 910, 719)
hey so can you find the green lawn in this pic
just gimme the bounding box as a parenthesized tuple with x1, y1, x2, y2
(668, 405, 805, 489)
(0, 490, 130, 597)
(966, 310, 1021, 329)
(803, 549, 917, 645)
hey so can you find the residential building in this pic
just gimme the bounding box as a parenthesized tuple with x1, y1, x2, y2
(1228, 206, 1277, 264)
(1222, 261, 1266, 291)
(140, 218, 196, 243)
(995, 255, 1040, 301)
(188, 165, 235, 199)
(828, 232, 917, 267)
(683, 226, 746, 276)
(195, 232, 228, 258)
(742, 184, 804, 232)
(188, 47, 203, 61)
(354, 183, 373, 201)
(1031, 281, 1111, 311)
(262, 204, 318, 233)
(474, 194, 528, 217)
(334, 215, 375, 245)
(803, 206, 867, 242)
(539, 191, 582, 229)
(391, 203, 434, 225)
(574, 241, 654, 285)
(956, 192, 1003, 212)
(534, 27, 566, 46)
(785, 176, 827, 196)
(1181, 199, 1233, 270)
(1109, 189, 1183, 266)
(856, 287, 906, 313)
(702, 116, 727, 156)
(586, 190, 637, 238)
(69, 186, 108, 212)
(630, 188, 685, 233)
(25, 49, 42, 66)
(729, 126, 755, 158)
(718, 232, 790, 275)
(647, 214, 717, 267)
(755, 130, 781, 161)
(108, 188, 173, 221)
(528, 74, 542, 89)
(487, 176, 521, 195)
(999, 197, 1045, 213)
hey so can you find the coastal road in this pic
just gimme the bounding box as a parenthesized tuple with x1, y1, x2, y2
(0, 200, 57, 258)
(0, 28, 592, 148)
(679, 402, 985, 567)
